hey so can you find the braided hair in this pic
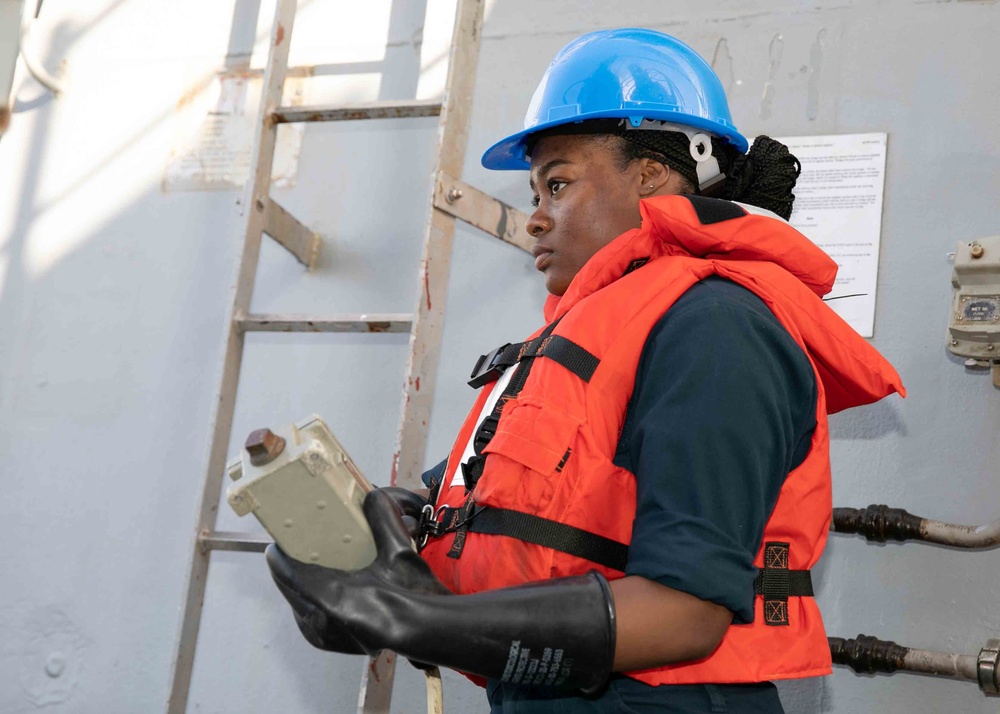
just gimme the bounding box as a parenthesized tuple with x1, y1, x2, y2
(526, 122, 801, 220)
(611, 130, 801, 220)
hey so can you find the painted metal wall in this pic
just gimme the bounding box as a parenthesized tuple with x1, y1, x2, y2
(0, 1, 996, 712)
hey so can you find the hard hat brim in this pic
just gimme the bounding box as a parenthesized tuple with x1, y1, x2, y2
(481, 110, 750, 171)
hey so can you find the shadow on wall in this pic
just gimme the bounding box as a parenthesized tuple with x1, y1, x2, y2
(0, 0, 502, 711)
(828, 398, 906, 440)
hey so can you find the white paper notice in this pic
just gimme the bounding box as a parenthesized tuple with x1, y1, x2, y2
(164, 72, 306, 192)
(775, 133, 888, 338)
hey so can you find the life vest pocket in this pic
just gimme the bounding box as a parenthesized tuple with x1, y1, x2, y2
(474, 399, 582, 515)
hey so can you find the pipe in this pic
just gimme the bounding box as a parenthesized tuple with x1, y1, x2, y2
(832, 505, 1000, 548)
(829, 634, 998, 695)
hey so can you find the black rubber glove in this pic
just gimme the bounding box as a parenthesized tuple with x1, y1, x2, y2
(264, 487, 434, 657)
(378, 486, 429, 539)
(266, 489, 617, 693)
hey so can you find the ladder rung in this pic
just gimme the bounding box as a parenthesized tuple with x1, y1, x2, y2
(200, 531, 272, 553)
(271, 99, 442, 124)
(238, 313, 413, 333)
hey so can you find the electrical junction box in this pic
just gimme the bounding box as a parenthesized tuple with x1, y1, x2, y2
(226, 414, 376, 570)
(948, 236, 1000, 387)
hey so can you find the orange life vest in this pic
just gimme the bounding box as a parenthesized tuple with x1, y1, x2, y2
(421, 195, 905, 686)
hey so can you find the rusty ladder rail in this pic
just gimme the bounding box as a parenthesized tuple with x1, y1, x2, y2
(164, 1, 530, 712)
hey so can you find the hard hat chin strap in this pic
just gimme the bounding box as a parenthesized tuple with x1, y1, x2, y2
(623, 118, 725, 194)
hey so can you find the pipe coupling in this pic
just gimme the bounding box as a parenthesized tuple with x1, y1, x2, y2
(829, 635, 907, 675)
(977, 639, 1000, 695)
(831, 505, 923, 543)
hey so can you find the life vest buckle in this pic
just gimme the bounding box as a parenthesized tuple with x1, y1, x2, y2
(471, 418, 499, 457)
(468, 343, 514, 388)
(418, 503, 455, 548)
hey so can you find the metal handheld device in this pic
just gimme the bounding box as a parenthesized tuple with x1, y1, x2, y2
(226, 415, 376, 570)
(226, 416, 446, 711)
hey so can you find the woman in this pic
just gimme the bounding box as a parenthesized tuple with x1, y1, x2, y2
(267, 29, 904, 713)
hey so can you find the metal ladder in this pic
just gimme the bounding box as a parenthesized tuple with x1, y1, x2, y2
(166, 0, 531, 711)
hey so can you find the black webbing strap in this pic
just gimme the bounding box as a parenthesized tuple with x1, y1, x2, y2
(445, 501, 477, 560)
(461, 507, 629, 572)
(488, 318, 561, 408)
(520, 334, 599, 383)
(467, 323, 600, 389)
(436, 512, 814, 598)
(753, 541, 814, 626)
(753, 571, 814, 597)
(460, 321, 561, 492)
(465, 319, 564, 488)
(448, 318, 601, 554)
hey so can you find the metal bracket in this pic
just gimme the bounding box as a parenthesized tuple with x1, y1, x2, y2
(433, 171, 533, 254)
(261, 196, 321, 269)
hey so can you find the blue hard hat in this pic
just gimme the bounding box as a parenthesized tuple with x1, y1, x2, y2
(481, 28, 748, 170)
